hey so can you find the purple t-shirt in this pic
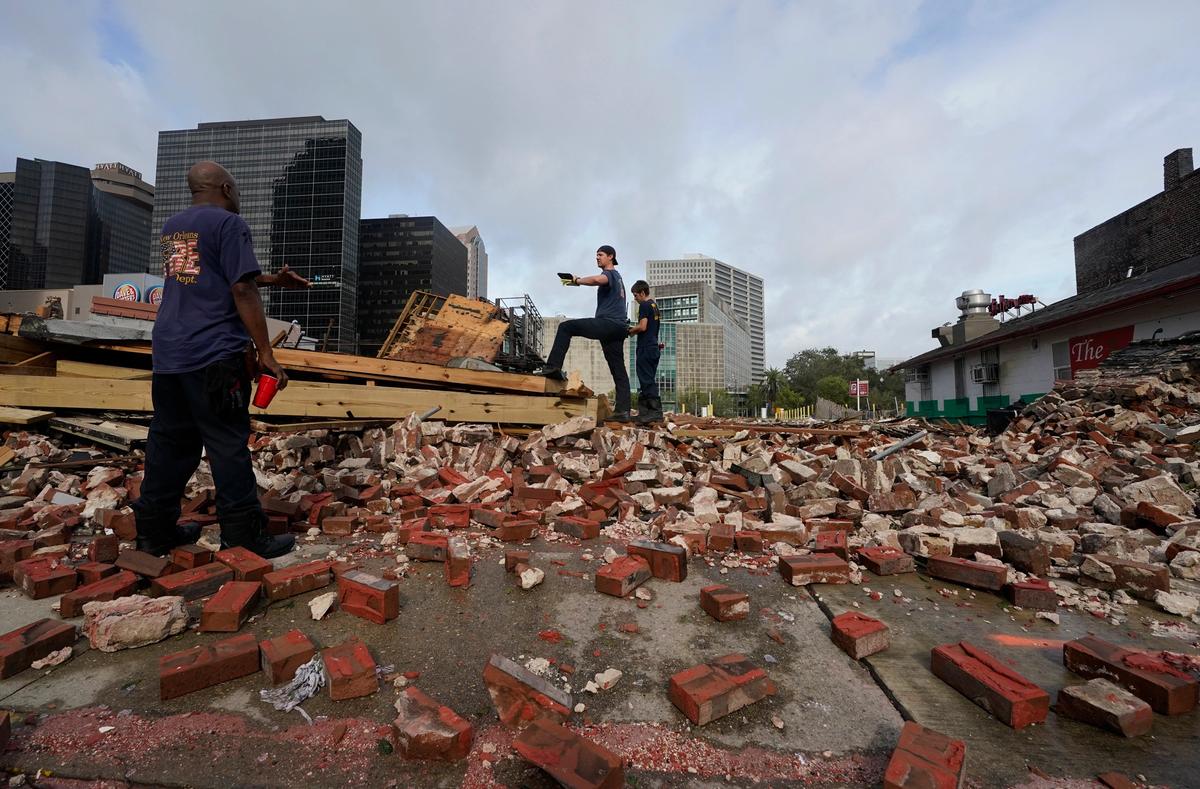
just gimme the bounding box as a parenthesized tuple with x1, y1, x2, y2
(153, 205, 261, 373)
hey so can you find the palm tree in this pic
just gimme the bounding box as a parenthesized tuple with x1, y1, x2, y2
(763, 368, 784, 416)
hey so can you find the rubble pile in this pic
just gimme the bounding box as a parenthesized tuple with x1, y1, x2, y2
(0, 337, 1198, 783)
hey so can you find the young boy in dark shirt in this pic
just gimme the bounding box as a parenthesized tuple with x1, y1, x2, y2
(628, 280, 662, 424)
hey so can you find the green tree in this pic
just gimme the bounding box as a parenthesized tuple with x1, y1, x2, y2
(783, 347, 865, 404)
(746, 384, 766, 413)
(762, 368, 785, 413)
(776, 386, 805, 410)
(816, 374, 850, 405)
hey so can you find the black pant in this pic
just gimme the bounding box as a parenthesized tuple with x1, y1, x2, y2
(546, 318, 630, 412)
(132, 355, 261, 535)
(636, 343, 660, 399)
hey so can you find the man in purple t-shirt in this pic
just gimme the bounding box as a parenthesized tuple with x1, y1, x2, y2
(133, 161, 306, 559)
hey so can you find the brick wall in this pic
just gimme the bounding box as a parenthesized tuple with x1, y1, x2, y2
(1074, 149, 1200, 296)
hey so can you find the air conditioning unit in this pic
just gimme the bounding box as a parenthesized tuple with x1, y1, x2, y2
(903, 368, 930, 383)
(970, 363, 1000, 384)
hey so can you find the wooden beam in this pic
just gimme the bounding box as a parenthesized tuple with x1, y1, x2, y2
(250, 418, 394, 434)
(0, 334, 47, 364)
(0, 377, 597, 426)
(49, 417, 149, 451)
(56, 360, 153, 380)
(0, 406, 55, 424)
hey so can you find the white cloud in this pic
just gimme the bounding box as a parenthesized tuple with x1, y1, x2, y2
(3, 0, 1198, 364)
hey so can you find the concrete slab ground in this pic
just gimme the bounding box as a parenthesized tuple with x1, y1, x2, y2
(0, 536, 901, 788)
(814, 571, 1200, 789)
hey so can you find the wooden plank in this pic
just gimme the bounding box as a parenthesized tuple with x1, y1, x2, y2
(14, 352, 54, 368)
(250, 418, 394, 434)
(56, 360, 153, 380)
(49, 417, 148, 451)
(671, 425, 866, 438)
(0, 333, 47, 364)
(0, 377, 598, 426)
(0, 406, 55, 425)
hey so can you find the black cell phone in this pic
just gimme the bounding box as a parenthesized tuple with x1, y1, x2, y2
(558, 272, 578, 285)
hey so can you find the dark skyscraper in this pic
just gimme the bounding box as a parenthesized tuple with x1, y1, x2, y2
(0, 158, 154, 291)
(150, 116, 363, 352)
(357, 215, 469, 356)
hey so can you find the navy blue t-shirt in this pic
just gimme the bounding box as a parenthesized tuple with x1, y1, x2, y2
(595, 268, 626, 324)
(153, 205, 261, 373)
(637, 298, 660, 352)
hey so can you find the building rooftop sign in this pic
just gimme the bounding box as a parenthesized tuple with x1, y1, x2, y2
(93, 162, 142, 180)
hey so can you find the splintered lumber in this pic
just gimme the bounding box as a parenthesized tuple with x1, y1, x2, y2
(48, 417, 149, 451)
(0, 406, 54, 425)
(0, 376, 597, 426)
(383, 293, 509, 365)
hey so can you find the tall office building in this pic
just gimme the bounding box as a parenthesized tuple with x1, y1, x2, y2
(151, 116, 362, 352)
(450, 225, 488, 300)
(357, 215, 468, 356)
(0, 158, 153, 290)
(645, 254, 766, 382)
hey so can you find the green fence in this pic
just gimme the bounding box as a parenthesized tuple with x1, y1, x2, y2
(904, 393, 1038, 425)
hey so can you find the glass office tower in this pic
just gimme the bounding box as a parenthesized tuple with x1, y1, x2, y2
(151, 117, 362, 352)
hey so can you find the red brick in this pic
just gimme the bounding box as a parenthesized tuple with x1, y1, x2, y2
(260, 629, 316, 685)
(735, 530, 763, 553)
(482, 653, 573, 729)
(159, 632, 259, 700)
(445, 536, 471, 588)
(437, 467, 471, 487)
(803, 518, 854, 534)
(150, 562, 234, 601)
(514, 717, 624, 789)
(669, 653, 775, 725)
(170, 544, 213, 569)
(1056, 678, 1153, 737)
(262, 560, 333, 601)
(626, 539, 687, 582)
(86, 535, 120, 563)
(323, 638, 378, 700)
(429, 503, 471, 529)
(75, 561, 118, 585)
(31, 525, 69, 548)
(497, 519, 538, 542)
(997, 531, 1050, 575)
(1063, 636, 1197, 715)
(200, 581, 261, 632)
(707, 522, 735, 552)
(778, 554, 850, 585)
(406, 532, 449, 562)
(505, 550, 531, 572)
(321, 515, 356, 536)
(857, 546, 915, 576)
(1086, 554, 1170, 601)
(1134, 500, 1185, 532)
(927, 555, 1006, 592)
(883, 721, 966, 789)
(0, 618, 77, 678)
(700, 585, 749, 622)
(831, 612, 890, 659)
(59, 571, 138, 617)
(14, 557, 77, 599)
(594, 556, 651, 597)
(213, 546, 273, 583)
(0, 540, 35, 576)
(115, 550, 174, 579)
(1006, 578, 1057, 611)
(931, 641, 1049, 729)
(337, 570, 399, 624)
(813, 530, 849, 560)
(393, 686, 475, 761)
(868, 487, 917, 513)
(553, 516, 600, 540)
(831, 472, 870, 503)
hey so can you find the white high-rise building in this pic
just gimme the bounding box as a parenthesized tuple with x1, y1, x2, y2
(451, 225, 488, 300)
(645, 254, 766, 382)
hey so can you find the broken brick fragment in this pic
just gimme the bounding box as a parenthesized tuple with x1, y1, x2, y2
(813, 530, 849, 560)
(707, 522, 735, 552)
(200, 581, 261, 632)
(594, 556, 651, 597)
(0, 619, 77, 679)
(668, 653, 775, 725)
(1056, 678, 1152, 737)
(831, 612, 890, 659)
(393, 686, 474, 761)
(926, 556, 1006, 592)
(323, 638, 379, 700)
(553, 516, 600, 540)
(1063, 636, 1197, 715)
(86, 535, 120, 563)
(150, 562, 234, 602)
(159, 632, 259, 700)
(882, 721, 966, 789)
(735, 530, 763, 553)
(262, 560, 333, 602)
(856, 546, 914, 576)
(406, 532, 449, 562)
(337, 570, 400, 624)
(115, 550, 174, 579)
(14, 557, 77, 599)
(1005, 578, 1057, 611)
(213, 546, 272, 583)
(482, 653, 572, 729)
(626, 539, 687, 582)
(59, 571, 138, 618)
(505, 549, 531, 572)
(169, 544, 213, 570)
(445, 536, 471, 588)
(75, 561, 118, 585)
(931, 641, 1049, 729)
(778, 554, 850, 585)
(513, 717, 625, 789)
(700, 585, 749, 622)
(260, 629, 316, 686)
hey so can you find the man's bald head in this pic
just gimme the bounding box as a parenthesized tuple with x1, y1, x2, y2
(187, 161, 241, 214)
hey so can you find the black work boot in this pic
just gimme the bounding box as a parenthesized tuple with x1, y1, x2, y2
(607, 410, 632, 423)
(636, 397, 663, 425)
(134, 513, 202, 557)
(220, 509, 295, 559)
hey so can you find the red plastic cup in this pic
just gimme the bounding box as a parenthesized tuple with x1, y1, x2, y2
(253, 373, 280, 408)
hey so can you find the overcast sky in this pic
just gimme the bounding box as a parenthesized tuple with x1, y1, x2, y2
(3, 1, 1198, 364)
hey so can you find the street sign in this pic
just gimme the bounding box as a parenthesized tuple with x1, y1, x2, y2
(849, 380, 869, 397)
